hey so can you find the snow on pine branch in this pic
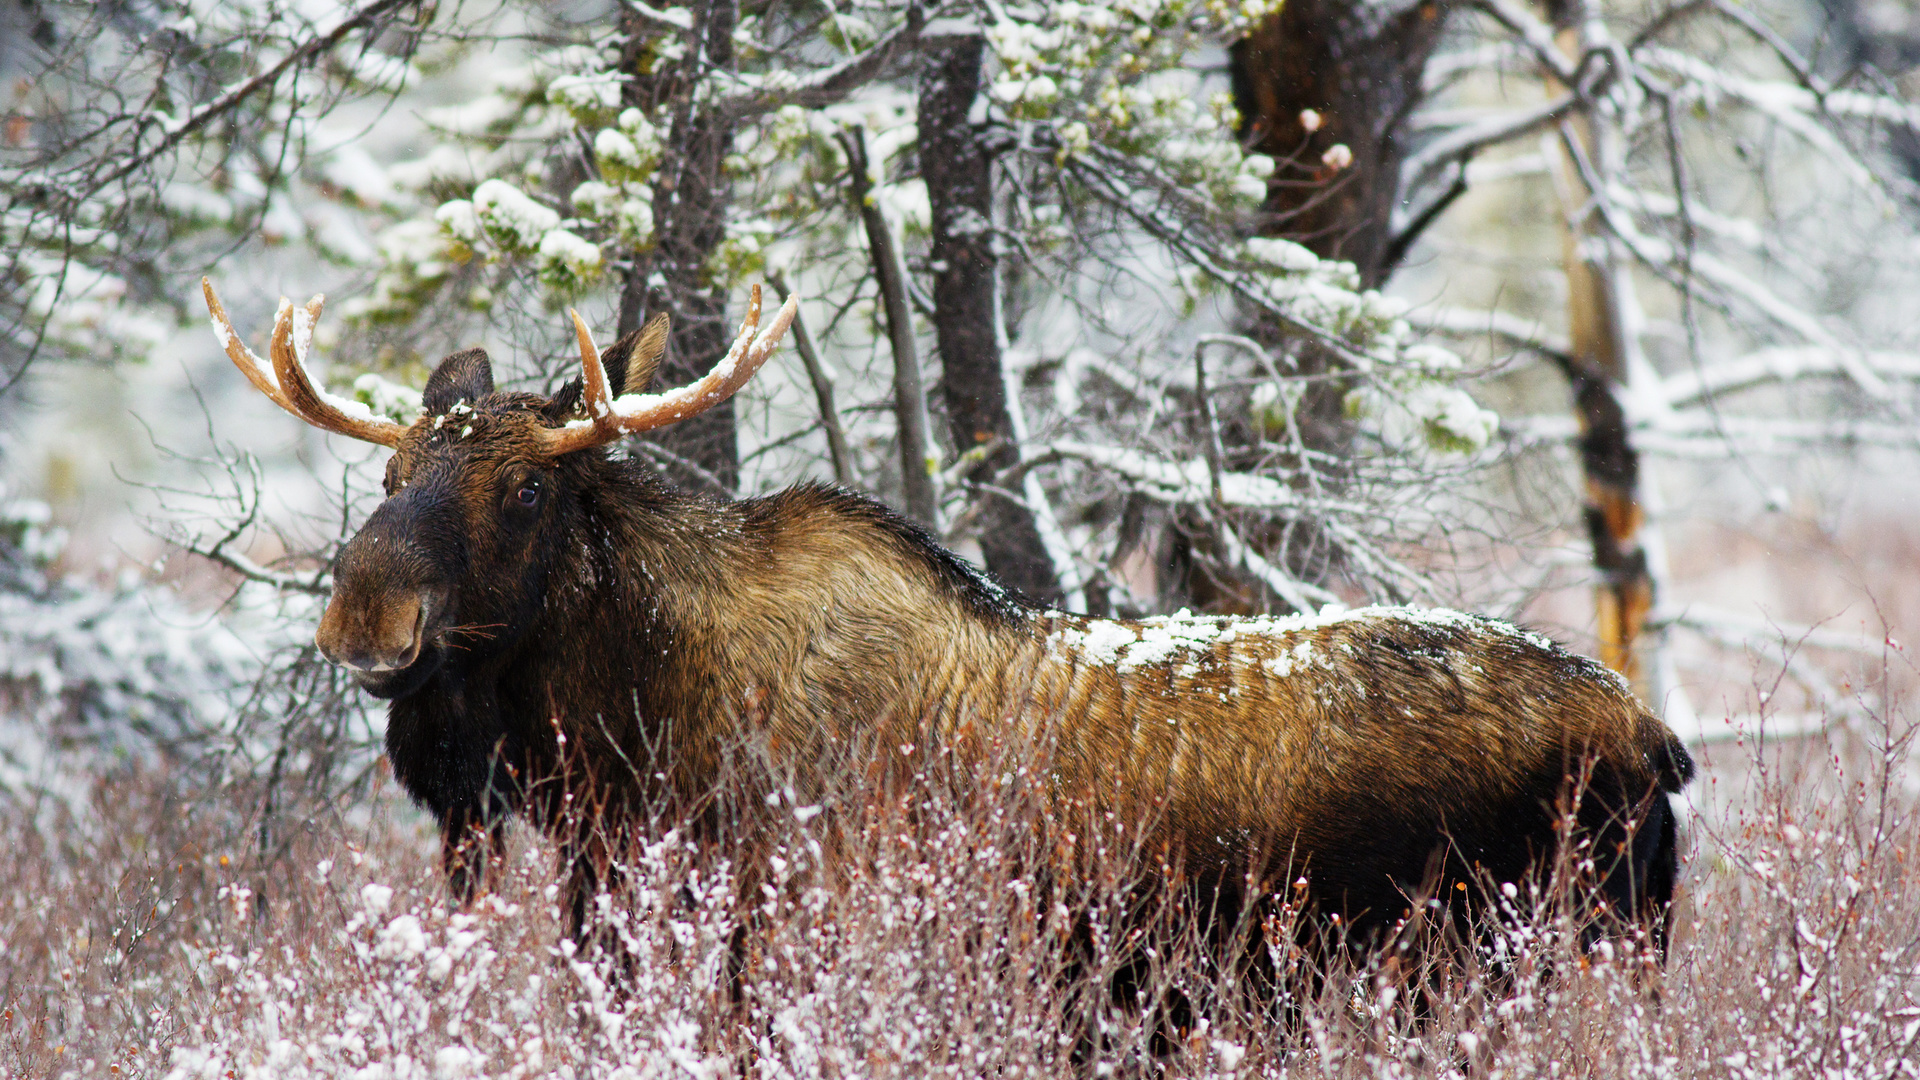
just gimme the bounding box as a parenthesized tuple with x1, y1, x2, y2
(0, 491, 276, 818)
(1046, 440, 1300, 510)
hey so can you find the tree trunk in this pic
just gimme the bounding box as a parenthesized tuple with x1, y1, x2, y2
(1228, 0, 1447, 472)
(1134, 0, 1446, 614)
(842, 126, 939, 527)
(615, 0, 741, 493)
(919, 32, 1063, 606)
(1545, 0, 1654, 694)
(1230, 0, 1447, 288)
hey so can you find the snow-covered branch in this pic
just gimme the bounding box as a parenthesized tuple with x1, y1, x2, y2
(184, 537, 332, 597)
(1661, 348, 1920, 409)
(1211, 518, 1339, 612)
(82, 0, 428, 203)
(1048, 441, 1300, 510)
(1399, 93, 1578, 195)
(712, 8, 926, 120)
(1506, 412, 1920, 455)
(1636, 47, 1903, 191)
(1468, 0, 1580, 86)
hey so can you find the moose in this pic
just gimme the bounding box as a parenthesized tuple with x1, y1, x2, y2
(205, 277, 1693, 964)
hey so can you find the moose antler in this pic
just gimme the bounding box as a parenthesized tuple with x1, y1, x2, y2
(535, 283, 799, 458)
(203, 278, 408, 447)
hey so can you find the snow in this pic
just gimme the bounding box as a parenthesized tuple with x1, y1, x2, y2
(594, 128, 645, 170)
(471, 179, 561, 253)
(290, 296, 320, 364)
(353, 373, 424, 423)
(1048, 604, 1565, 677)
(1245, 236, 1321, 273)
(322, 144, 401, 208)
(1052, 619, 1140, 665)
(0, 495, 273, 821)
(434, 199, 483, 244)
(361, 883, 395, 916)
(548, 71, 624, 118)
(537, 228, 604, 284)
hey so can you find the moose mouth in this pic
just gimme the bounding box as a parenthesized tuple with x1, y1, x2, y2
(351, 647, 446, 699)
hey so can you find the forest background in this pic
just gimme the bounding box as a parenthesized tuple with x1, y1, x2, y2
(3, 0, 1920, 1074)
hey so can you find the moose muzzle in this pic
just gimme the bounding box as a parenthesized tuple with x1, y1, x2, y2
(316, 587, 438, 673)
(314, 486, 460, 692)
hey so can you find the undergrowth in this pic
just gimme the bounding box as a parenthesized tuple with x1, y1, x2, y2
(2, 683, 1917, 1079)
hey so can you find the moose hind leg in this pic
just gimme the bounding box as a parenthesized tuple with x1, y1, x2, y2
(1575, 770, 1679, 961)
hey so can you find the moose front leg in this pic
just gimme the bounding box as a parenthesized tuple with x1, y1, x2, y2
(441, 804, 508, 906)
(557, 821, 632, 960)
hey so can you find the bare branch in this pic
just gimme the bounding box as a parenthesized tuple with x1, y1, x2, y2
(81, 0, 427, 204)
(767, 272, 854, 487)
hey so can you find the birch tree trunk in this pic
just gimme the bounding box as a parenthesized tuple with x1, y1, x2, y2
(1545, 0, 1655, 695)
(920, 31, 1064, 605)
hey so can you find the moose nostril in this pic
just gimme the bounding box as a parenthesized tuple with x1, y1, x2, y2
(316, 590, 433, 672)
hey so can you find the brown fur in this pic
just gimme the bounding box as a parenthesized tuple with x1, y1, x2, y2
(310, 354, 1693, 958)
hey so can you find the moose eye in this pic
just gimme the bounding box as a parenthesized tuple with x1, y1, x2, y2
(516, 485, 540, 507)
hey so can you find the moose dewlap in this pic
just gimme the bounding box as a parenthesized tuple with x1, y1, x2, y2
(204, 277, 1693, 956)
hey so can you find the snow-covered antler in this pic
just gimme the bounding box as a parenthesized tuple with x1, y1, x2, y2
(534, 283, 798, 457)
(203, 277, 407, 447)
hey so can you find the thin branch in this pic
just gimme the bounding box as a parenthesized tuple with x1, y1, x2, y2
(1192, 343, 1229, 507)
(187, 538, 332, 596)
(1403, 305, 1572, 361)
(1470, 0, 1580, 84)
(1209, 516, 1338, 613)
(1661, 348, 1920, 409)
(1384, 158, 1470, 267)
(1651, 603, 1880, 655)
(1399, 93, 1579, 195)
(840, 123, 937, 526)
(1064, 148, 1373, 369)
(80, 0, 426, 204)
(767, 271, 854, 486)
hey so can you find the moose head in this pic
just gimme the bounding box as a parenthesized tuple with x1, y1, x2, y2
(203, 278, 796, 703)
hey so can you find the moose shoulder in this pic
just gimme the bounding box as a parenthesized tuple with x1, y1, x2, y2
(205, 278, 1694, 955)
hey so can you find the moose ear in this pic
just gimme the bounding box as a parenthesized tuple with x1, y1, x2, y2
(603, 312, 672, 396)
(423, 348, 494, 414)
(544, 377, 584, 424)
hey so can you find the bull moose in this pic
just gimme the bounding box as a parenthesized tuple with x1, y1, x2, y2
(204, 278, 1693, 963)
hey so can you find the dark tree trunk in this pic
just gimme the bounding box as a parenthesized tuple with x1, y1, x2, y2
(615, 0, 741, 493)
(1114, 0, 1448, 615)
(919, 32, 1063, 606)
(1230, 0, 1447, 287)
